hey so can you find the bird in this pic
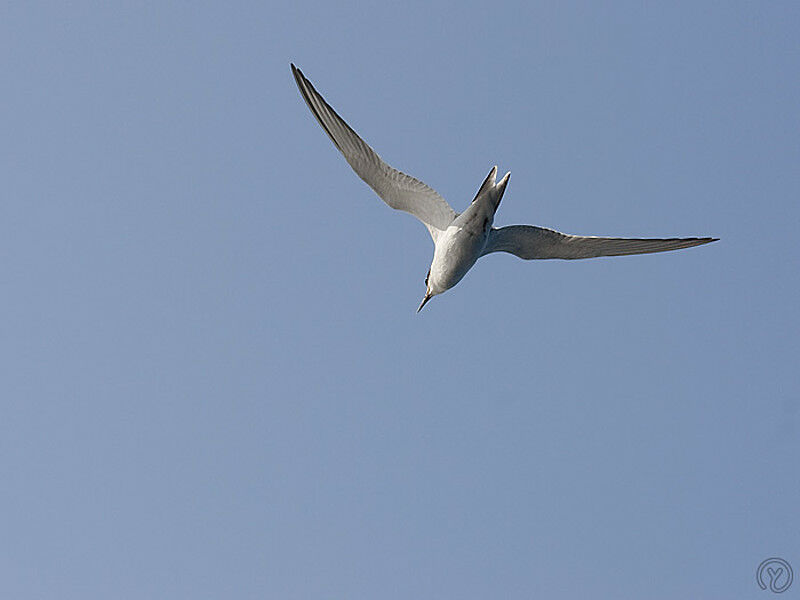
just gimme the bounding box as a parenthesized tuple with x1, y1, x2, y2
(291, 64, 717, 312)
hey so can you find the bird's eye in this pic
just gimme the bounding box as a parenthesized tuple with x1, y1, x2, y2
(425, 269, 430, 286)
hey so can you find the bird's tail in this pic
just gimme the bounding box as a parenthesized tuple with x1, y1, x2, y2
(486, 171, 510, 214)
(472, 166, 498, 202)
(472, 167, 510, 214)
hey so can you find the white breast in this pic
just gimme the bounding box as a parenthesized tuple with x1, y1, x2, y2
(429, 224, 489, 292)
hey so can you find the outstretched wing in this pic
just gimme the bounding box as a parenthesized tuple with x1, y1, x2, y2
(292, 64, 457, 240)
(482, 225, 717, 259)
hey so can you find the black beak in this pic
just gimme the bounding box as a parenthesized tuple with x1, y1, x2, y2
(417, 291, 433, 313)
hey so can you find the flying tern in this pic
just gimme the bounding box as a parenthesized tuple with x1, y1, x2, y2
(291, 64, 717, 312)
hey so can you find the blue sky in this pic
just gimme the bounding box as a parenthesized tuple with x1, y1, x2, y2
(2, 1, 798, 598)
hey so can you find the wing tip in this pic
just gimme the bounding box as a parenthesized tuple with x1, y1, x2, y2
(694, 237, 719, 246)
(291, 63, 306, 87)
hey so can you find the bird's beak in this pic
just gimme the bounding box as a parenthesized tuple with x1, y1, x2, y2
(417, 291, 433, 313)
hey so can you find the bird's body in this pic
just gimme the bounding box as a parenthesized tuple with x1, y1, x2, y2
(291, 64, 717, 312)
(430, 192, 497, 294)
(431, 222, 487, 293)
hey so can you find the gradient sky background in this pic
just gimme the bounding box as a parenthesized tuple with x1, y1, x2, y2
(2, 2, 799, 598)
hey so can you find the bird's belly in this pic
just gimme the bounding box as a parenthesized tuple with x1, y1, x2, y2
(430, 226, 487, 291)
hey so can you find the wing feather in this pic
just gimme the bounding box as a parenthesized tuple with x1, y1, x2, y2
(482, 225, 718, 260)
(291, 65, 457, 239)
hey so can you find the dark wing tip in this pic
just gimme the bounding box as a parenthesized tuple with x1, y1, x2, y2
(693, 237, 719, 245)
(290, 63, 303, 84)
(290, 63, 309, 91)
(290, 64, 344, 153)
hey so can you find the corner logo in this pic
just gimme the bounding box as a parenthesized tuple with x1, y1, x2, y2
(757, 558, 793, 594)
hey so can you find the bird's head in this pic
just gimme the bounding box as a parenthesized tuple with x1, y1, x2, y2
(416, 268, 441, 313)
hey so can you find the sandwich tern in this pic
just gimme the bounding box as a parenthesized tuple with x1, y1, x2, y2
(291, 64, 717, 312)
